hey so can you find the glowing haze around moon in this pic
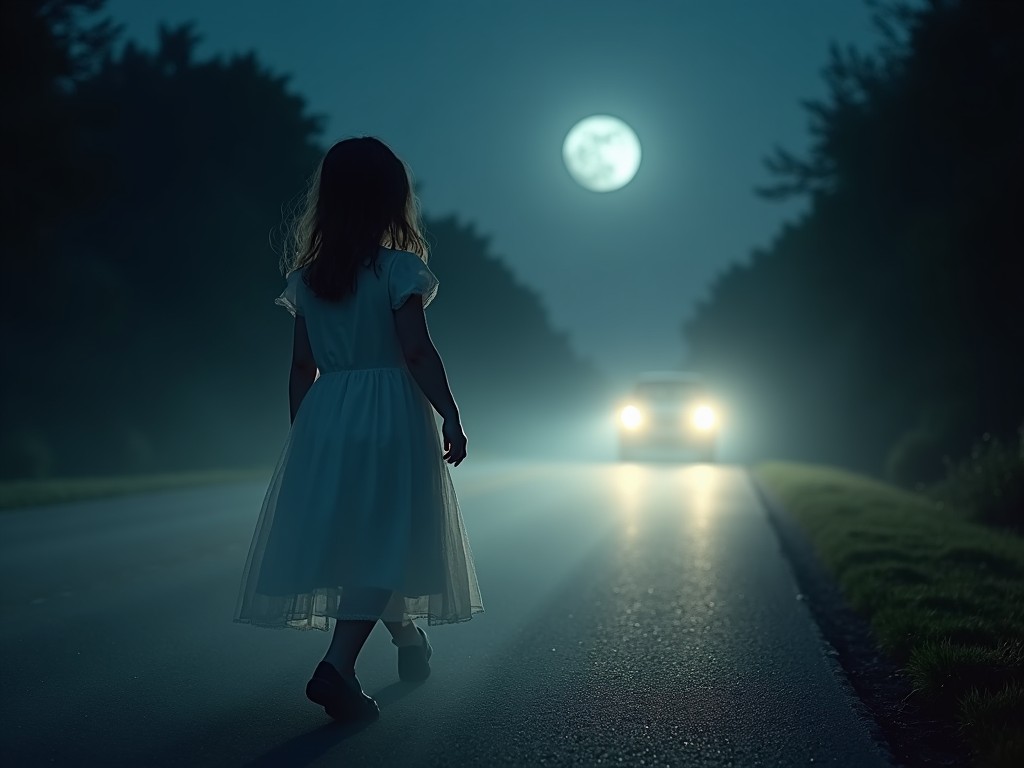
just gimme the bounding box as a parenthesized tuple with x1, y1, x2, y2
(562, 115, 642, 192)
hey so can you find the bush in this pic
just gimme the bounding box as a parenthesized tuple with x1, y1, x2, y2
(929, 426, 1024, 531)
(886, 423, 947, 486)
(885, 402, 962, 486)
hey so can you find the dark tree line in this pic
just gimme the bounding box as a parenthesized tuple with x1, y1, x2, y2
(1, 1, 603, 479)
(684, 0, 1023, 482)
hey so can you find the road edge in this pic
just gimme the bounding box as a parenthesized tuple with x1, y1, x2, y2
(745, 467, 970, 768)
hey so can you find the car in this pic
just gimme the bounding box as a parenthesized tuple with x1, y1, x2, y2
(616, 371, 720, 462)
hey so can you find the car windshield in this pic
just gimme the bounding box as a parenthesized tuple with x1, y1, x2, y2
(634, 381, 701, 401)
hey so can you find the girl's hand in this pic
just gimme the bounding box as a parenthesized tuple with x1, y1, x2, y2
(442, 418, 468, 466)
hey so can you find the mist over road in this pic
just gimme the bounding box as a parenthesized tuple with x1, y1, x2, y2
(0, 462, 890, 767)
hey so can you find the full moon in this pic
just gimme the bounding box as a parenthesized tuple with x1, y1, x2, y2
(562, 115, 642, 192)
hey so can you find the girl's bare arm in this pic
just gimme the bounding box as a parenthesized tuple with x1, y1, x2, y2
(288, 316, 317, 423)
(393, 296, 459, 420)
(393, 296, 467, 465)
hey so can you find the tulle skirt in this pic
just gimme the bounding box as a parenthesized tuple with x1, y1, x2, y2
(233, 367, 484, 630)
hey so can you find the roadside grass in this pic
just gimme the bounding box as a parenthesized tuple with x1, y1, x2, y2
(754, 461, 1024, 768)
(0, 468, 271, 511)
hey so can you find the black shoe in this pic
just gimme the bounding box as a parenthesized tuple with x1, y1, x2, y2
(305, 661, 380, 722)
(393, 625, 432, 682)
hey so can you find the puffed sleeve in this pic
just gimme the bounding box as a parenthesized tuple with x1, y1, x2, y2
(388, 250, 439, 310)
(274, 270, 303, 317)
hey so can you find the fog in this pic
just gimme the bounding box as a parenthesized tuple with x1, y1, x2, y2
(4, 0, 1021, 484)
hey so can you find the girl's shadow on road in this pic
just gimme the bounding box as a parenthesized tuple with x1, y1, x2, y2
(245, 680, 425, 768)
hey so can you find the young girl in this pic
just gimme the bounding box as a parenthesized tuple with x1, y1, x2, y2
(233, 137, 484, 723)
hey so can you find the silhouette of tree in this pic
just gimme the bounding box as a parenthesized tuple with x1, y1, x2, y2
(1, 0, 117, 254)
(685, 0, 1024, 480)
(0, 17, 325, 475)
(2, 10, 604, 477)
(1, 0, 119, 477)
(47, 22, 327, 472)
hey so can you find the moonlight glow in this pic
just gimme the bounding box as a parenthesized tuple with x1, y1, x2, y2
(562, 115, 642, 192)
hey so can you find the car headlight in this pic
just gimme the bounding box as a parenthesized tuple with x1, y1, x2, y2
(619, 404, 644, 430)
(690, 404, 717, 431)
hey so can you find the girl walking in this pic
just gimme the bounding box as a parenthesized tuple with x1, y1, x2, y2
(233, 137, 484, 723)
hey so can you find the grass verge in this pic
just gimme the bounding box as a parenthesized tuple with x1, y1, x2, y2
(0, 468, 271, 511)
(754, 461, 1024, 768)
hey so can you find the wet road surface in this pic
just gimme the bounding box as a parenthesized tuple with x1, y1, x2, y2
(0, 461, 891, 767)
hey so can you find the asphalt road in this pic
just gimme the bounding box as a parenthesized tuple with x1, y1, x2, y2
(1, 462, 892, 767)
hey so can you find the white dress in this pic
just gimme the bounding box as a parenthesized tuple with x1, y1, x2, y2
(233, 247, 484, 630)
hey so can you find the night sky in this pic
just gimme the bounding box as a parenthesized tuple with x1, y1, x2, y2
(106, 0, 880, 386)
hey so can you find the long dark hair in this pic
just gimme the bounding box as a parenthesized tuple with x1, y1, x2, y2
(282, 137, 428, 301)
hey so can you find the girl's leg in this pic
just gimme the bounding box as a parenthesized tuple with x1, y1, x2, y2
(383, 618, 422, 646)
(323, 586, 394, 678)
(380, 590, 423, 647)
